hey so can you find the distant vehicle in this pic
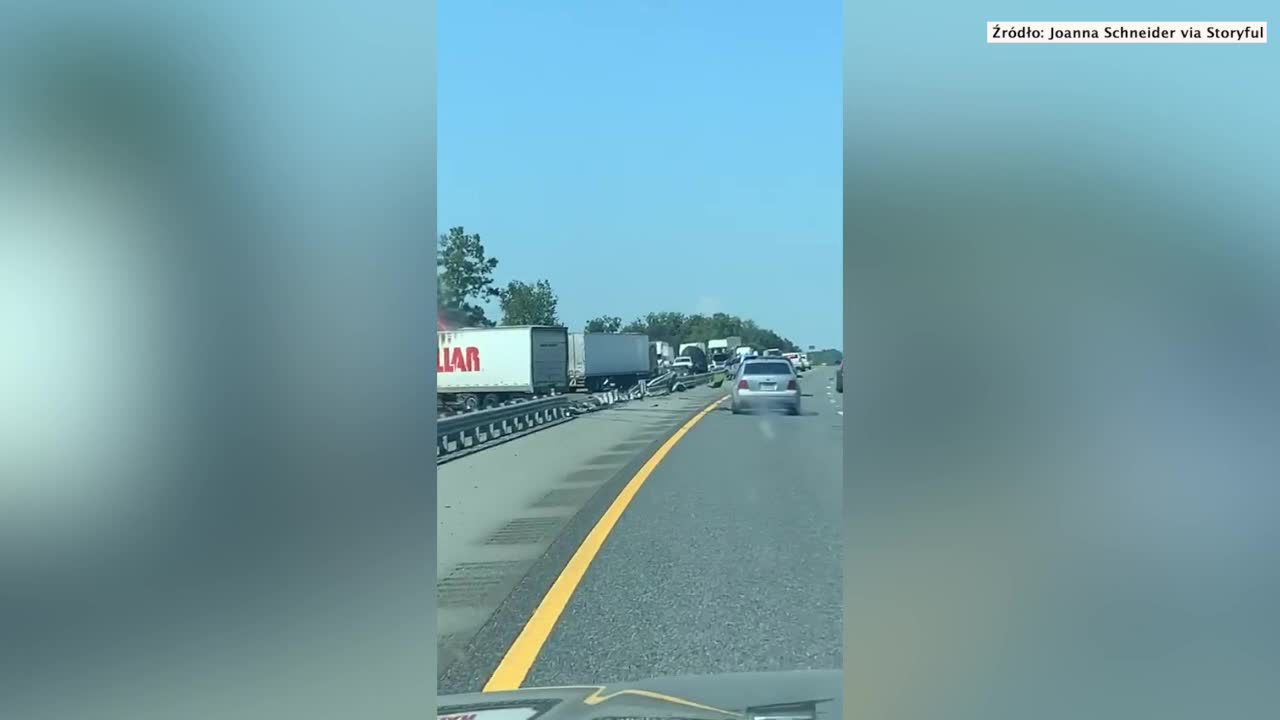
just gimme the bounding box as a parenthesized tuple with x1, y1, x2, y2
(731, 357, 800, 415)
(568, 332, 652, 392)
(783, 352, 804, 372)
(680, 346, 709, 373)
(735, 346, 755, 359)
(438, 325, 570, 412)
(650, 340, 675, 363)
(678, 341, 707, 356)
(708, 346, 732, 367)
(836, 359, 843, 393)
(707, 336, 741, 366)
(798, 353, 811, 370)
(672, 356, 694, 373)
(763, 348, 782, 357)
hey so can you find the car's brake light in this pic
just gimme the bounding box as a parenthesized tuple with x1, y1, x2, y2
(787, 379, 798, 390)
(738, 379, 749, 389)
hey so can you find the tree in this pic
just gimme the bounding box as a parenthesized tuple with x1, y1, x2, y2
(438, 226, 500, 327)
(500, 279, 559, 325)
(637, 312, 688, 345)
(615, 310, 800, 351)
(584, 315, 622, 333)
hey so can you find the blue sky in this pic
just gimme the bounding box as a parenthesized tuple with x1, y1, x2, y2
(439, 1, 842, 350)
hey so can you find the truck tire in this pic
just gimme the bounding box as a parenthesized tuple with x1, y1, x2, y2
(459, 393, 480, 412)
(481, 394, 501, 410)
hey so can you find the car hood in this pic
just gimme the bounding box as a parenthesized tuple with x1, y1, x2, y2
(438, 669, 841, 720)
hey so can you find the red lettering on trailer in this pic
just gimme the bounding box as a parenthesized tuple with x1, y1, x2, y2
(438, 346, 481, 373)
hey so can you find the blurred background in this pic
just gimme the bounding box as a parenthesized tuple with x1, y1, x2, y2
(5, 0, 1278, 717)
(846, 2, 1279, 718)
(0, 4, 436, 718)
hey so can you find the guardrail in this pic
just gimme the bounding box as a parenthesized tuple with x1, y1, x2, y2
(437, 395, 573, 463)
(671, 371, 724, 391)
(644, 371, 676, 395)
(436, 372, 726, 463)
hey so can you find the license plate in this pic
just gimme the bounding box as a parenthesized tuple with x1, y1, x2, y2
(760, 382, 776, 391)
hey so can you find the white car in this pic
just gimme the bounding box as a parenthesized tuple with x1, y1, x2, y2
(731, 357, 801, 415)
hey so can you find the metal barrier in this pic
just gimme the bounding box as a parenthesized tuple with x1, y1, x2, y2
(437, 371, 726, 462)
(644, 371, 676, 396)
(670, 371, 714, 391)
(437, 395, 573, 463)
(642, 369, 719, 394)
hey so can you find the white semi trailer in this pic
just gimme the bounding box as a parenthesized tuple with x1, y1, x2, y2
(437, 325, 569, 412)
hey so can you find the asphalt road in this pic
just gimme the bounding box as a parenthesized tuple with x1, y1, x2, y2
(437, 384, 729, 678)
(439, 366, 843, 692)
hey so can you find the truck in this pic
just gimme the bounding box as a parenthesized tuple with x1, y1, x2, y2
(438, 325, 569, 412)
(679, 346, 709, 374)
(678, 342, 710, 373)
(709, 336, 742, 352)
(650, 340, 674, 374)
(651, 340, 675, 364)
(706, 336, 742, 369)
(569, 332, 652, 391)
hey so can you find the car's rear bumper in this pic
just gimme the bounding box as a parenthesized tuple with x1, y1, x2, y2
(733, 388, 800, 410)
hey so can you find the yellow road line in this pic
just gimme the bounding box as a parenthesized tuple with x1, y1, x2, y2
(482, 395, 729, 692)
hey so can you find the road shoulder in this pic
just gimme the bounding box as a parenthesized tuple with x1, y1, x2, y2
(437, 387, 725, 690)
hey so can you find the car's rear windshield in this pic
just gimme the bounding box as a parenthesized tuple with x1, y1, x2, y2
(743, 361, 794, 375)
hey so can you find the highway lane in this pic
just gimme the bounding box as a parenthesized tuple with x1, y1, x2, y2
(442, 365, 843, 692)
(436, 383, 730, 682)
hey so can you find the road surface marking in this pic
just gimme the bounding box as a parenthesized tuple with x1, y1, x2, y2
(482, 394, 729, 691)
(757, 418, 775, 440)
(837, 410, 844, 416)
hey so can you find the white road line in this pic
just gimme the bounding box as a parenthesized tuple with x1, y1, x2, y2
(757, 418, 775, 441)
(837, 410, 843, 415)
